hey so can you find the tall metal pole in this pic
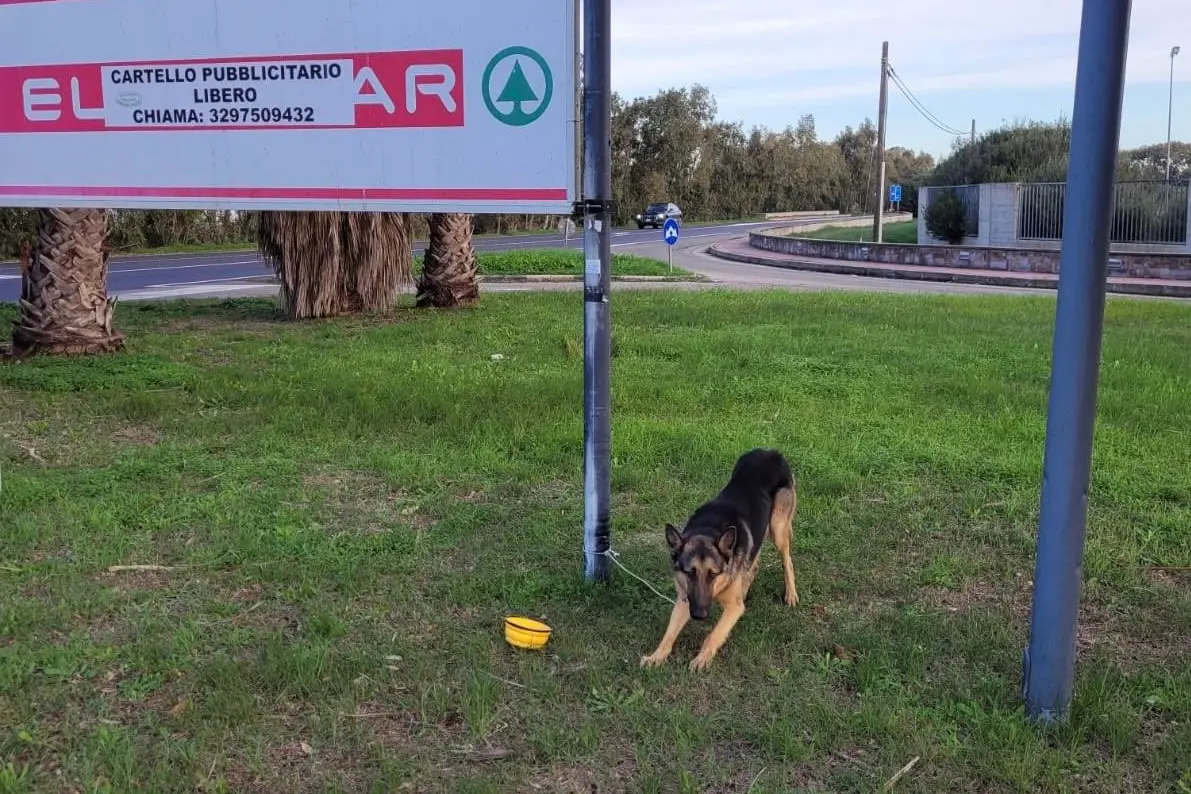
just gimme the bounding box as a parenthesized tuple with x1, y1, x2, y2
(872, 41, 889, 243)
(970, 119, 976, 147)
(1023, 0, 1132, 724)
(581, 0, 613, 582)
(1167, 46, 1180, 181)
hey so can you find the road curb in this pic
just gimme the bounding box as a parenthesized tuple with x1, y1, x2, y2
(706, 244, 1191, 299)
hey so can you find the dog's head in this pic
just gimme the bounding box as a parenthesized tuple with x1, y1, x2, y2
(665, 522, 737, 620)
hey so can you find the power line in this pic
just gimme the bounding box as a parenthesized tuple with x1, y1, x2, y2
(887, 67, 966, 136)
(886, 64, 966, 135)
(886, 63, 969, 137)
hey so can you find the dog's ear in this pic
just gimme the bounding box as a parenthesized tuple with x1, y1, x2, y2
(716, 526, 737, 558)
(665, 523, 682, 551)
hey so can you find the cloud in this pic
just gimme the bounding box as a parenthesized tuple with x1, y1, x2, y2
(610, 0, 1189, 106)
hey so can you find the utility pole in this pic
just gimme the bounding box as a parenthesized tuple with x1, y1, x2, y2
(1167, 46, 1181, 180)
(580, 0, 613, 581)
(872, 40, 889, 243)
(971, 118, 976, 147)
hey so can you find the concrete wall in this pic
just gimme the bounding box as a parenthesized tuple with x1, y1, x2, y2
(984, 183, 1018, 246)
(763, 210, 841, 220)
(748, 231, 1191, 281)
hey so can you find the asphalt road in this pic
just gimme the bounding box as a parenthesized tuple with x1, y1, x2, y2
(0, 219, 788, 303)
(7, 215, 1138, 302)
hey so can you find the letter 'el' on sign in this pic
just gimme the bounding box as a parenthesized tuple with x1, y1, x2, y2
(22, 77, 61, 121)
(405, 65, 456, 114)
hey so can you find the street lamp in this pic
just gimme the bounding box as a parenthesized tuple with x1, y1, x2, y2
(1168, 46, 1180, 180)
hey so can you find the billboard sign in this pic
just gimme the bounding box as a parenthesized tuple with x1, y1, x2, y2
(0, 0, 577, 213)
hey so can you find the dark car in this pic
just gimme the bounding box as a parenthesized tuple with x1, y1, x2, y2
(635, 202, 683, 229)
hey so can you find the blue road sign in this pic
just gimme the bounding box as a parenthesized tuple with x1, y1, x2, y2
(889, 183, 903, 203)
(662, 217, 680, 246)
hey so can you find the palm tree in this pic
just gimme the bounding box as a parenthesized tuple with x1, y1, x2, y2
(257, 210, 413, 319)
(342, 211, 413, 311)
(417, 213, 479, 308)
(9, 208, 124, 357)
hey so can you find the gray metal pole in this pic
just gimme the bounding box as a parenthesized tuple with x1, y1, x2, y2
(1167, 47, 1180, 181)
(581, 0, 613, 582)
(872, 41, 889, 243)
(1023, 0, 1132, 724)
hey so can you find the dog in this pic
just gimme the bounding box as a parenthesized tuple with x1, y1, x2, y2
(640, 448, 798, 671)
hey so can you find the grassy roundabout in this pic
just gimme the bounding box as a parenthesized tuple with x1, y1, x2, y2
(1, 290, 1188, 792)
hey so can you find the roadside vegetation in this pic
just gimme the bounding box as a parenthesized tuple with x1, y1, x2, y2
(792, 221, 919, 245)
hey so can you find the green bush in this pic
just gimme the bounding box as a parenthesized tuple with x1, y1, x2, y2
(925, 188, 968, 244)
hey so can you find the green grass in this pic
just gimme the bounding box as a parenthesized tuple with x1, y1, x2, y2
(459, 249, 695, 279)
(794, 221, 919, 244)
(114, 241, 257, 256)
(2, 290, 1190, 793)
(84, 247, 694, 279)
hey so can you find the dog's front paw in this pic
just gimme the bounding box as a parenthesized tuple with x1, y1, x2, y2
(784, 588, 800, 607)
(688, 653, 715, 672)
(640, 652, 669, 668)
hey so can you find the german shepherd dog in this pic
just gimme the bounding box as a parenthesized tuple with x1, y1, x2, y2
(640, 448, 798, 671)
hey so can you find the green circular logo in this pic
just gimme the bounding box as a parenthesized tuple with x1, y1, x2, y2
(482, 46, 553, 127)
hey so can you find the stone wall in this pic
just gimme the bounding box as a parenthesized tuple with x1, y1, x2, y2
(750, 232, 1191, 281)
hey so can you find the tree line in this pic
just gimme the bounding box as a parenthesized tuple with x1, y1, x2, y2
(929, 118, 1190, 185)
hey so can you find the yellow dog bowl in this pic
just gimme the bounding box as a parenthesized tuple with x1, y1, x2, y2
(504, 616, 552, 650)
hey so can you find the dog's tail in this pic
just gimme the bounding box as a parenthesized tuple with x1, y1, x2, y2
(733, 447, 794, 498)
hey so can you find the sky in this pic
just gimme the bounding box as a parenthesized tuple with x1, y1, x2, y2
(609, 0, 1190, 159)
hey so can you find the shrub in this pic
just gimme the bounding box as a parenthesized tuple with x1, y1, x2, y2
(925, 188, 968, 244)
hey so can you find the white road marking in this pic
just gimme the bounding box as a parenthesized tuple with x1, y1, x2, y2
(120, 283, 277, 299)
(150, 274, 274, 288)
(109, 258, 265, 274)
(612, 230, 740, 248)
(109, 250, 255, 264)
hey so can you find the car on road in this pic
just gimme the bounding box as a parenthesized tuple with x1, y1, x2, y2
(635, 202, 683, 229)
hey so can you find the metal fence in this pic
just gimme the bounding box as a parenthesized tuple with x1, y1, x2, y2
(923, 184, 980, 238)
(1018, 180, 1189, 245)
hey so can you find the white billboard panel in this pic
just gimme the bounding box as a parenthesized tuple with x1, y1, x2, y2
(0, 0, 578, 213)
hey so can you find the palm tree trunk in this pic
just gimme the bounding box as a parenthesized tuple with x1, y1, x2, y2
(257, 210, 414, 320)
(9, 208, 124, 357)
(341, 212, 413, 312)
(417, 213, 479, 308)
(258, 210, 349, 319)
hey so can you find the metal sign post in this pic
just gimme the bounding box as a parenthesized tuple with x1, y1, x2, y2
(1023, 0, 1132, 724)
(580, 0, 613, 582)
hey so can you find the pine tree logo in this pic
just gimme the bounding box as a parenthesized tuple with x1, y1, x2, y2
(483, 46, 553, 127)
